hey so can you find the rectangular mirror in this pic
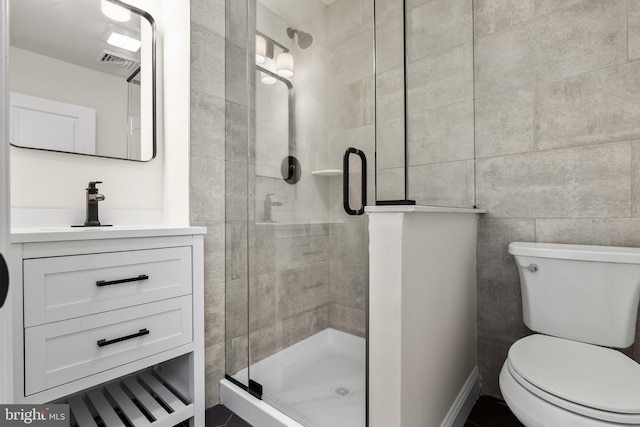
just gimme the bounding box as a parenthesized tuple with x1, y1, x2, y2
(9, 0, 155, 161)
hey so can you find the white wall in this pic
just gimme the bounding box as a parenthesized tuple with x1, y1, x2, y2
(160, 0, 190, 225)
(0, 0, 13, 403)
(9, 0, 190, 225)
(254, 0, 330, 222)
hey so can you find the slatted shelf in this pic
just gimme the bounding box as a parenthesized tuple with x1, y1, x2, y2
(67, 396, 99, 427)
(66, 371, 193, 427)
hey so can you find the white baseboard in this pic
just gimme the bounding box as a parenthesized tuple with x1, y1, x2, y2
(440, 367, 481, 427)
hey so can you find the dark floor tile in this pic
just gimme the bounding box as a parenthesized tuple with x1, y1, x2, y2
(226, 414, 253, 427)
(205, 404, 233, 426)
(466, 396, 524, 427)
(205, 405, 252, 427)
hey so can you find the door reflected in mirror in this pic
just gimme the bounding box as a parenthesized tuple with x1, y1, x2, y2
(9, 0, 156, 161)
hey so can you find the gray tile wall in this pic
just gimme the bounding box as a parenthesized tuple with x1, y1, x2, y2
(224, 0, 251, 394)
(475, 0, 640, 398)
(375, 0, 406, 200)
(190, 0, 227, 408)
(376, 0, 475, 207)
(223, 0, 371, 382)
(406, 0, 475, 207)
(232, 0, 371, 364)
(225, 222, 333, 371)
(326, 0, 374, 338)
(193, 0, 640, 407)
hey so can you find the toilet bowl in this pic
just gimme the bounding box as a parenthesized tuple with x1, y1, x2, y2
(501, 242, 640, 427)
(499, 334, 640, 427)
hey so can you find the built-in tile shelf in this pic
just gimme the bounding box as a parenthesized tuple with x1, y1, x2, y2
(311, 169, 342, 176)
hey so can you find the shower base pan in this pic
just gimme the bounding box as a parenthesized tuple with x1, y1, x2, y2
(220, 328, 366, 427)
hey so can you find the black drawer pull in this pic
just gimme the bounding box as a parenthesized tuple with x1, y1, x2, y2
(96, 274, 149, 287)
(97, 328, 150, 347)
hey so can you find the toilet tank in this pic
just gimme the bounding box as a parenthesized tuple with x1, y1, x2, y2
(509, 242, 640, 348)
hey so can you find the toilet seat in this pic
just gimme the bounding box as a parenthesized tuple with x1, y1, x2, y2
(506, 334, 640, 424)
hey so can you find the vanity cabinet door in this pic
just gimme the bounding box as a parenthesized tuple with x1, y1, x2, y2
(24, 295, 193, 396)
(23, 246, 192, 327)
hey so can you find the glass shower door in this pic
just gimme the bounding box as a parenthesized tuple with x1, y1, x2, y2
(224, 0, 375, 425)
(225, 0, 478, 424)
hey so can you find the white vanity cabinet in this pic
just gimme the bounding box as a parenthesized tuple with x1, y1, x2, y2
(7, 227, 206, 427)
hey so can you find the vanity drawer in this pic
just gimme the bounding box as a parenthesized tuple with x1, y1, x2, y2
(23, 246, 192, 327)
(24, 295, 193, 396)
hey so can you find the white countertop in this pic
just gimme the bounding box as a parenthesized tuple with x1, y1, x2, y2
(365, 205, 486, 214)
(11, 225, 207, 243)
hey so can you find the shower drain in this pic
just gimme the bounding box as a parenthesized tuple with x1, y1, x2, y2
(332, 386, 351, 398)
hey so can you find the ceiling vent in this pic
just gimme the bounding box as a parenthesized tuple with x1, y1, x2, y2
(98, 50, 139, 71)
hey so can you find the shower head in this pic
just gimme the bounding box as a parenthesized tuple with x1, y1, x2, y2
(286, 27, 314, 49)
(297, 31, 313, 49)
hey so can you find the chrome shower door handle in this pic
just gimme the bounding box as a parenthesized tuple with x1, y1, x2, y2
(343, 147, 367, 216)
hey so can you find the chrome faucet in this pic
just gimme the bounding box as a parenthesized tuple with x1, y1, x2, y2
(264, 194, 283, 222)
(84, 181, 105, 226)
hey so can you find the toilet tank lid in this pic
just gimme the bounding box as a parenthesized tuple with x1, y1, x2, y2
(509, 242, 640, 264)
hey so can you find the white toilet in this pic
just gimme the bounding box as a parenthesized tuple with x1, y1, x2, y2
(500, 242, 640, 427)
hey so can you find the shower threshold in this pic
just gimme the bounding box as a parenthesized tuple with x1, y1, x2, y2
(221, 328, 366, 427)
